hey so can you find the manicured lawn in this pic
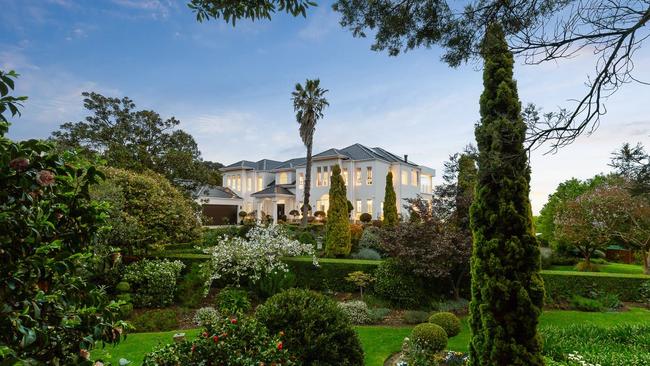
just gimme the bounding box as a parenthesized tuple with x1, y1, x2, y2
(549, 262, 646, 275)
(91, 308, 650, 365)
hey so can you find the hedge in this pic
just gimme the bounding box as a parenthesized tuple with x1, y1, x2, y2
(541, 270, 650, 303)
(283, 257, 380, 292)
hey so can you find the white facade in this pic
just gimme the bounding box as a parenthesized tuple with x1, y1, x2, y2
(216, 144, 435, 224)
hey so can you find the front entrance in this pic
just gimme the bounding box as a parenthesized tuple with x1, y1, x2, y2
(277, 203, 285, 220)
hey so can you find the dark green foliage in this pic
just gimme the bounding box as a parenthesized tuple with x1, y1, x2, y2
(215, 288, 251, 315)
(568, 294, 620, 312)
(325, 165, 352, 256)
(189, 0, 315, 24)
(115, 281, 131, 293)
(359, 226, 382, 253)
(429, 312, 462, 337)
(383, 171, 398, 227)
(359, 212, 372, 223)
(374, 259, 427, 309)
(256, 289, 364, 366)
(130, 309, 179, 332)
(411, 323, 448, 353)
(283, 257, 380, 292)
(254, 270, 297, 299)
(176, 263, 207, 308)
(431, 298, 469, 314)
(350, 248, 381, 260)
(541, 272, 650, 303)
(469, 24, 544, 365)
(1, 71, 127, 364)
(123, 259, 185, 308)
(297, 230, 317, 246)
(403, 311, 430, 325)
(368, 307, 391, 323)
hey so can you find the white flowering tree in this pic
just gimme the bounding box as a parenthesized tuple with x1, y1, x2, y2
(204, 225, 317, 290)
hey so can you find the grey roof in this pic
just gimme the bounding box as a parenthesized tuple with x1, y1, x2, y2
(251, 184, 294, 197)
(195, 185, 242, 199)
(274, 157, 307, 170)
(222, 159, 284, 171)
(312, 148, 349, 160)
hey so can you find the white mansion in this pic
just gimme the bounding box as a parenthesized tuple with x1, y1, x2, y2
(196, 143, 435, 225)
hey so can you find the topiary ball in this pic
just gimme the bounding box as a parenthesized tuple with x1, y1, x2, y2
(411, 323, 448, 353)
(428, 312, 461, 337)
(115, 281, 131, 293)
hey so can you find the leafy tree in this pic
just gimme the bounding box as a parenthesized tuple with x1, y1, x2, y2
(189, 0, 316, 24)
(51, 92, 222, 190)
(611, 142, 650, 198)
(382, 171, 398, 227)
(333, 0, 650, 150)
(455, 153, 477, 231)
(615, 195, 650, 274)
(292, 79, 329, 227)
(91, 167, 202, 256)
(325, 165, 351, 257)
(555, 185, 633, 268)
(0, 71, 128, 364)
(468, 24, 544, 365)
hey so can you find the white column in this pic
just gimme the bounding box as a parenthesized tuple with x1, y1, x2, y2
(272, 198, 278, 225)
(256, 200, 262, 222)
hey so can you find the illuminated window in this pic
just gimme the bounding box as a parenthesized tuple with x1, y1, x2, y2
(401, 170, 408, 185)
(366, 167, 373, 185)
(420, 175, 430, 193)
(236, 175, 241, 191)
(380, 202, 384, 219)
(355, 200, 362, 218)
(342, 168, 348, 185)
(247, 177, 252, 192)
(355, 168, 362, 186)
(299, 173, 305, 189)
(323, 166, 329, 186)
(411, 170, 418, 186)
(366, 199, 373, 215)
(279, 172, 288, 185)
(257, 176, 263, 191)
(317, 167, 322, 187)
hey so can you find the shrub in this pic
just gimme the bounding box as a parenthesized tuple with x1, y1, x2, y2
(576, 261, 600, 272)
(359, 213, 372, 223)
(130, 309, 179, 332)
(284, 257, 379, 292)
(143, 315, 291, 366)
(570, 295, 603, 312)
(254, 270, 297, 299)
(314, 210, 326, 219)
(215, 288, 251, 315)
(542, 272, 650, 303)
(176, 263, 207, 308)
(639, 281, 650, 303)
(296, 230, 317, 246)
(411, 323, 448, 353)
(368, 307, 391, 323)
(359, 227, 382, 251)
(600, 293, 622, 310)
(338, 301, 371, 325)
(428, 312, 462, 337)
(344, 271, 374, 297)
(403, 310, 430, 325)
(374, 259, 427, 308)
(351, 248, 382, 260)
(202, 226, 241, 246)
(350, 224, 364, 252)
(123, 259, 185, 308)
(204, 225, 316, 287)
(193, 307, 220, 328)
(431, 298, 469, 314)
(115, 281, 131, 293)
(256, 289, 364, 366)
(324, 165, 352, 257)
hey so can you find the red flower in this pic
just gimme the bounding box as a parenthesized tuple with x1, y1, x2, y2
(230, 318, 237, 324)
(79, 349, 90, 360)
(212, 335, 219, 343)
(277, 341, 283, 350)
(9, 157, 29, 172)
(202, 331, 209, 338)
(36, 170, 55, 186)
(191, 345, 196, 353)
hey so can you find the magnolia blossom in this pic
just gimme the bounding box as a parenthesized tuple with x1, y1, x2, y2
(9, 157, 29, 171)
(36, 170, 55, 186)
(204, 225, 317, 290)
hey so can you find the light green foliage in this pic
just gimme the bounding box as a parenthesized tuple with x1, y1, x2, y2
(130, 309, 179, 333)
(345, 270, 374, 297)
(193, 307, 220, 328)
(123, 259, 185, 308)
(215, 288, 251, 315)
(338, 300, 372, 325)
(411, 323, 448, 353)
(383, 171, 398, 227)
(92, 167, 201, 255)
(359, 226, 382, 252)
(469, 24, 545, 365)
(403, 311, 430, 325)
(374, 259, 427, 309)
(429, 312, 462, 337)
(325, 165, 352, 256)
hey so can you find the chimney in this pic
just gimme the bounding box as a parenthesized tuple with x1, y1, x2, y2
(404, 154, 408, 162)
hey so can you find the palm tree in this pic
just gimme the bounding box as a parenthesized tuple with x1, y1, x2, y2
(292, 79, 329, 227)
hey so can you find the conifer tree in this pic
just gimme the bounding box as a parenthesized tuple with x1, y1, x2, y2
(325, 165, 351, 256)
(383, 171, 398, 227)
(469, 23, 545, 365)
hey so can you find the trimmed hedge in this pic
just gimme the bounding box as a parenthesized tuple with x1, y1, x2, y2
(541, 271, 650, 303)
(283, 257, 380, 292)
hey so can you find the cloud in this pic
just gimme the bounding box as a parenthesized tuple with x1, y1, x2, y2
(298, 7, 339, 41)
(110, 0, 174, 19)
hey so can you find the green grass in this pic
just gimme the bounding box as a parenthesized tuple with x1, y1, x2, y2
(549, 262, 646, 275)
(356, 326, 412, 366)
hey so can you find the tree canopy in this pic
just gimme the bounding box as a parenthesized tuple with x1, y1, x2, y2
(188, 0, 316, 24)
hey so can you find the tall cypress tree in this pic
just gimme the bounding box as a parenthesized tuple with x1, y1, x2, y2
(325, 165, 351, 256)
(469, 23, 545, 365)
(456, 154, 477, 231)
(383, 171, 398, 227)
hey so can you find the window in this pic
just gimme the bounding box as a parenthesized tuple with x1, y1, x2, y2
(279, 172, 288, 185)
(316, 167, 321, 187)
(366, 167, 373, 185)
(323, 166, 329, 186)
(380, 202, 384, 219)
(355, 168, 362, 186)
(226, 177, 231, 189)
(298, 173, 305, 189)
(401, 170, 408, 185)
(342, 168, 348, 185)
(236, 175, 241, 191)
(355, 200, 362, 218)
(257, 176, 263, 191)
(411, 170, 418, 186)
(420, 176, 431, 194)
(366, 199, 373, 215)
(247, 177, 252, 192)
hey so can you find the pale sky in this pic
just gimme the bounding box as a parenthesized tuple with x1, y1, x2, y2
(1, 0, 648, 214)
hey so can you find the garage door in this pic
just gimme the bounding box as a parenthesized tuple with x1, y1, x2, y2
(202, 204, 238, 225)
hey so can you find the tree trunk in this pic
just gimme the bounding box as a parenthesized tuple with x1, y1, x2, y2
(301, 142, 313, 228)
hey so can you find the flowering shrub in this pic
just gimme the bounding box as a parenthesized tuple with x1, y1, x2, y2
(123, 259, 185, 307)
(204, 225, 317, 288)
(143, 315, 293, 366)
(338, 301, 371, 325)
(193, 307, 220, 329)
